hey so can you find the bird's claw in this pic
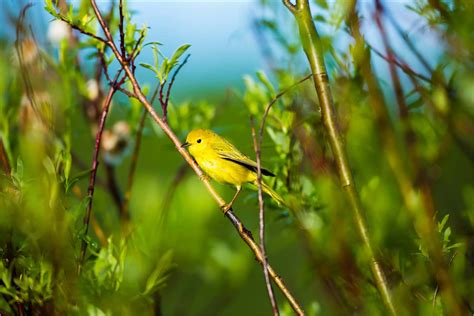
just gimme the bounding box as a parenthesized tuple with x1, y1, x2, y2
(221, 203, 232, 214)
(199, 174, 210, 182)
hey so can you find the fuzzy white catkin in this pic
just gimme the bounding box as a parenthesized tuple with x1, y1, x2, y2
(87, 79, 99, 101)
(47, 20, 70, 45)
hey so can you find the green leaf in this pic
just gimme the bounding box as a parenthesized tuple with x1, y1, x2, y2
(44, 0, 55, 15)
(158, 58, 168, 83)
(152, 45, 160, 69)
(65, 168, 93, 193)
(143, 251, 173, 296)
(314, 15, 326, 23)
(315, 0, 328, 9)
(139, 63, 158, 76)
(256, 70, 275, 95)
(169, 44, 191, 69)
(144, 41, 163, 47)
(438, 214, 449, 232)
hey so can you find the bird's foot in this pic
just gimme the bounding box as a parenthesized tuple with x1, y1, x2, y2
(199, 173, 210, 182)
(221, 203, 232, 214)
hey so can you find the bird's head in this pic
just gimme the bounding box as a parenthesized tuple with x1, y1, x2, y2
(182, 129, 217, 156)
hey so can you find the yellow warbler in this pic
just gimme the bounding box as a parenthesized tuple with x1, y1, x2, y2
(182, 129, 285, 212)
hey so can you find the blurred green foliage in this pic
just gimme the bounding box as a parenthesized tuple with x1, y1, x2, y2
(0, 0, 473, 315)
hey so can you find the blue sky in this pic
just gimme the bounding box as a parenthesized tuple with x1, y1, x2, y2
(1, 1, 441, 102)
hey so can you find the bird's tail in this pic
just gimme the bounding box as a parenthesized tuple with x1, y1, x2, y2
(259, 181, 287, 207)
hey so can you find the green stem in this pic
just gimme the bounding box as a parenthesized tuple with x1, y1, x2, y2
(283, 1, 397, 315)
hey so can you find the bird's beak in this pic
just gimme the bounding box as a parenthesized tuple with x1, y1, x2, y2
(181, 141, 190, 148)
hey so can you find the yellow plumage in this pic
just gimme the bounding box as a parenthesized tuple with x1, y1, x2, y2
(183, 129, 285, 211)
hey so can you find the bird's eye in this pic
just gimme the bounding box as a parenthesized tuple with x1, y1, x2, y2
(197, 139, 202, 143)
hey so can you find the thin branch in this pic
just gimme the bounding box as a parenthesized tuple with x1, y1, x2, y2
(98, 49, 113, 83)
(128, 28, 146, 64)
(115, 85, 137, 99)
(257, 74, 347, 311)
(0, 138, 11, 176)
(15, 5, 44, 124)
(374, 1, 409, 118)
(16, 302, 25, 316)
(86, 1, 305, 313)
(158, 80, 166, 120)
(118, 0, 126, 58)
(99, 52, 136, 99)
(369, 45, 431, 83)
(251, 117, 279, 316)
(54, 13, 108, 44)
(261, 75, 312, 128)
(70, 152, 108, 190)
(70, 184, 108, 247)
(385, 9, 433, 74)
(282, 0, 297, 13)
(78, 71, 120, 274)
(164, 54, 191, 113)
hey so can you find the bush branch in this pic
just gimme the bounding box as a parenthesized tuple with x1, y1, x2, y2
(251, 117, 279, 316)
(85, 1, 305, 313)
(78, 70, 121, 274)
(0, 138, 11, 176)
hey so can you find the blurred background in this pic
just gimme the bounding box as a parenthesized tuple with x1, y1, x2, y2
(0, 0, 473, 315)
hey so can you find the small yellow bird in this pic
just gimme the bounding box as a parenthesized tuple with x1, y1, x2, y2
(182, 129, 285, 212)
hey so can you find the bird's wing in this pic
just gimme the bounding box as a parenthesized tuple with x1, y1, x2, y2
(212, 140, 276, 177)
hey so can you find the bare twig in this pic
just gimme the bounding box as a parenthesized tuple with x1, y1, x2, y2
(369, 45, 431, 83)
(128, 29, 146, 64)
(158, 80, 166, 119)
(53, 12, 108, 44)
(78, 70, 121, 274)
(374, 1, 408, 118)
(158, 53, 190, 123)
(118, 0, 126, 58)
(251, 73, 334, 313)
(16, 302, 25, 316)
(115, 85, 137, 99)
(261, 75, 312, 128)
(85, 1, 305, 313)
(282, 0, 297, 13)
(15, 5, 43, 123)
(164, 54, 191, 112)
(71, 184, 108, 247)
(251, 117, 279, 316)
(385, 9, 433, 74)
(0, 139, 11, 176)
